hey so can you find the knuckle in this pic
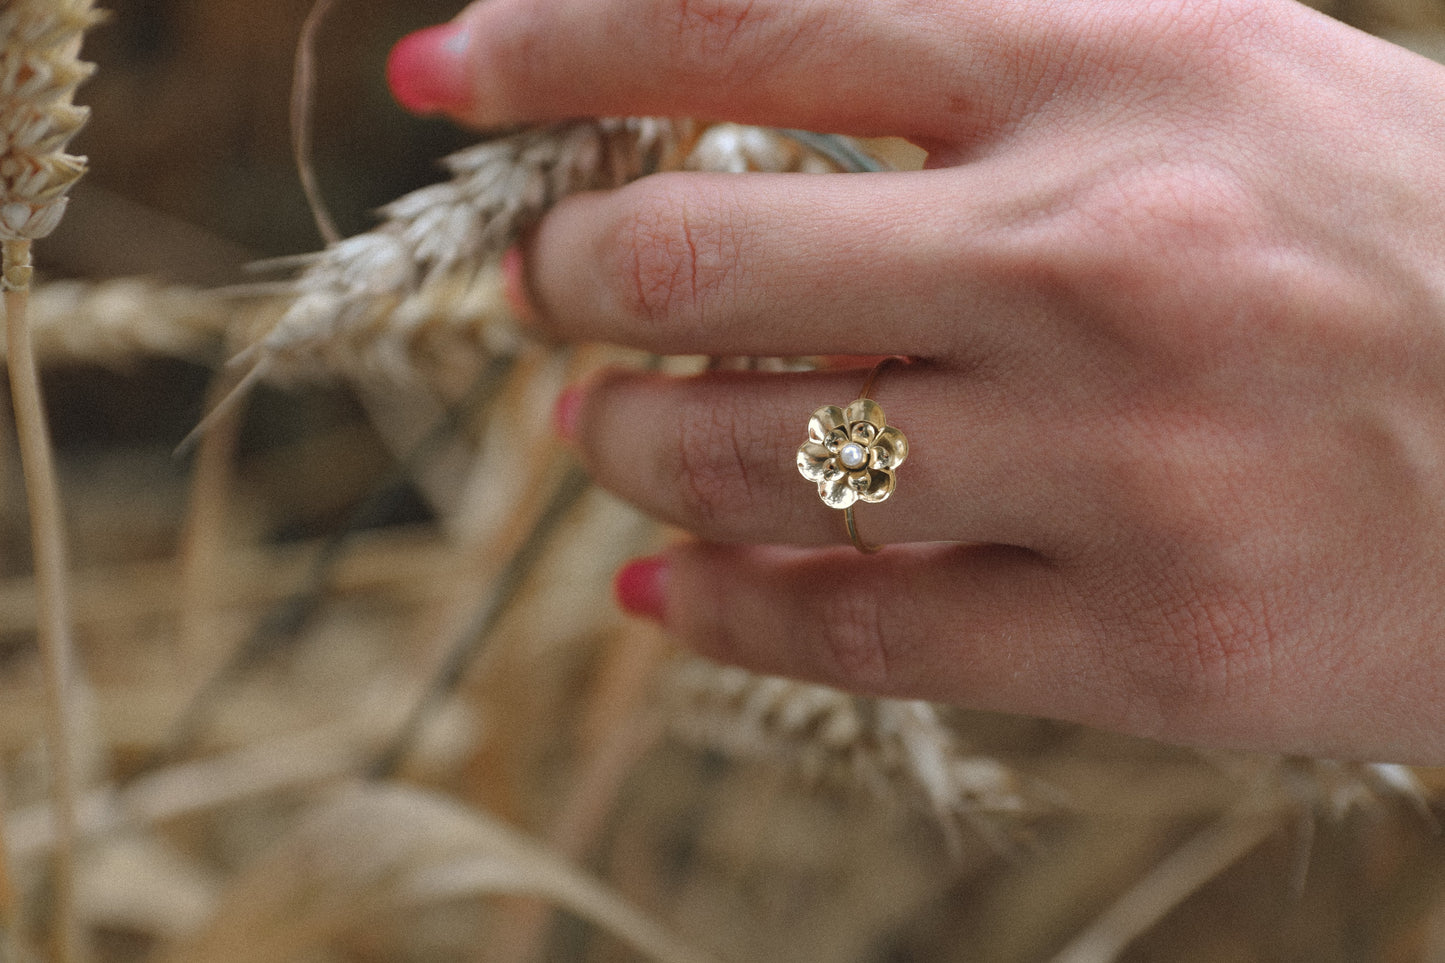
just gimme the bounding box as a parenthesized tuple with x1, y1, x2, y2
(1166, 592, 1270, 693)
(607, 179, 743, 341)
(1071, 163, 1259, 277)
(1104, 563, 1281, 741)
(667, 399, 757, 533)
(1138, 0, 1265, 59)
(1073, 0, 1262, 80)
(816, 586, 895, 691)
(657, 0, 804, 88)
(1016, 160, 1267, 369)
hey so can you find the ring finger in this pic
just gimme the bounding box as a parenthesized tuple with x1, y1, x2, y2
(562, 363, 1077, 550)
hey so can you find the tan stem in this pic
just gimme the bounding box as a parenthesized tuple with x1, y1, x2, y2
(0, 776, 26, 963)
(176, 368, 244, 680)
(1048, 802, 1282, 963)
(492, 627, 671, 963)
(4, 240, 80, 963)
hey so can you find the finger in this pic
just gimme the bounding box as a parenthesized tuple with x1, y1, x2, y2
(624, 540, 1409, 756)
(519, 167, 1012, 360)
(390, 0, 1079, 142)
(563, 365, 1075, 550)
(623, 541, 1151, 734)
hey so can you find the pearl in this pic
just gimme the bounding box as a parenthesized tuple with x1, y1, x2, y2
(838, 442, 868, 470)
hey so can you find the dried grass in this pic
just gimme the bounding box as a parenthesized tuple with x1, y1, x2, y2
(2, 4, 104, 958)
(0, 279, 229, 367)
(163, 783, 715, 963)
(0, 2, 1443, 962)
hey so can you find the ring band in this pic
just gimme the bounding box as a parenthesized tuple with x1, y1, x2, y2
(843, 504, 875, 554)
(796, 356, 911, 554)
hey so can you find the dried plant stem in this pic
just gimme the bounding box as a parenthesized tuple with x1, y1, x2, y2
(369, 465, 594, 778)
(158, 356, 518, 772)
(291, 0, 340, 245)
(494, 627, 672, 963)
(0, 777, 25, 963)
(0, 527, 457, 636)
(176, 368, 245, 678)
(0, 369, 13, 532)
(8, 718, 390, 863)
(415, 846, 717, 963)
(1048, 803, 1284, 963)
(3, 240, 79, 963)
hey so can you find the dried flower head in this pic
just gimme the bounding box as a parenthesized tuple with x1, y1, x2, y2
(0, 0, 100, 260)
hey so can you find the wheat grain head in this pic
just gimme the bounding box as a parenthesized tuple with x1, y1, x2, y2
(0, 0, 101, 285)
(241, 120, 861, 383)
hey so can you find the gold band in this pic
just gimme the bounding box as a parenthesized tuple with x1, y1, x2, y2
(844, 505, 879, 554)
(796, 356, 911, 555)
(858, 354, 905, 403)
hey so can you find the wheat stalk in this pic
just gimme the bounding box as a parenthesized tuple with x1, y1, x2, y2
(0, 279, 231, 367)
(1, 2, 103, 958)
(1048, 757, 1435, 962)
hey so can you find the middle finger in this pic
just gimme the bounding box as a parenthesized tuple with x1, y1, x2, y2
(522, 166, 1018, 361)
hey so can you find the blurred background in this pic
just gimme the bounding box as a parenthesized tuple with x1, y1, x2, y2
(4, 1, 1445, 961)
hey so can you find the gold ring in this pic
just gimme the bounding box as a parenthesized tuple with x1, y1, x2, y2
(796, 356, 910, 553)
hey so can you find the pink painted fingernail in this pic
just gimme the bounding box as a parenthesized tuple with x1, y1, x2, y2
(552, 384, 584, 443)
(500, 246, 536, 322)
(387, 21, 473, 115)
(614, 556, 668, 622)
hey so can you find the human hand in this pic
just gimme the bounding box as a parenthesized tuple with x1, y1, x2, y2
(388, 0, 1445, 761)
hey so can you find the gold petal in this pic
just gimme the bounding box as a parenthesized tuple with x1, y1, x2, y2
(844, 398, 885, 431)
(858, 469, 895, 503)
(796, 442, 833, 482)
(850, 421, 878, 446)
(808, 405, 846, 443)
(873, 426, 909, 469)
(820, 473, 858, 509)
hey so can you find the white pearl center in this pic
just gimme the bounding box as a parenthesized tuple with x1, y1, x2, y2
(839, 442, 868, 470)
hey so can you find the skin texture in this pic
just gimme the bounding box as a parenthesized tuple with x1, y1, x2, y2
(390, 0, 1445, 761)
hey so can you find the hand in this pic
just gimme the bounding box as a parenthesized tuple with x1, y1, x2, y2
(388, 0, 1445, 761)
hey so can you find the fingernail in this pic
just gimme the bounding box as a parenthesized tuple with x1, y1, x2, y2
(500, 246, 536, 322)
(552, 384, 584, 442)
(614, 555, 668, 622)
(387, 21, 473, 115)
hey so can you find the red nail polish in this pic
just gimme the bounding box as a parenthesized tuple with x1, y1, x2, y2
(500, 246, 535, 322)
(387, 21, 472, 115)
(614, 556, 668, 622)
(552, 384, 584, 442)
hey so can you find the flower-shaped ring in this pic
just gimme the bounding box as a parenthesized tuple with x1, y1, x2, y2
(796, 367, 909, 553)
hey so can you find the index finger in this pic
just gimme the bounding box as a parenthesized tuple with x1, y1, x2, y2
(389, 0, 1078, 144)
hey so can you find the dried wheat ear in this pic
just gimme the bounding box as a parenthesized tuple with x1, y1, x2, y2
(237, 118, 842, 383)
(663, 656, 1039, 852)
(0, 0, 101, 266)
